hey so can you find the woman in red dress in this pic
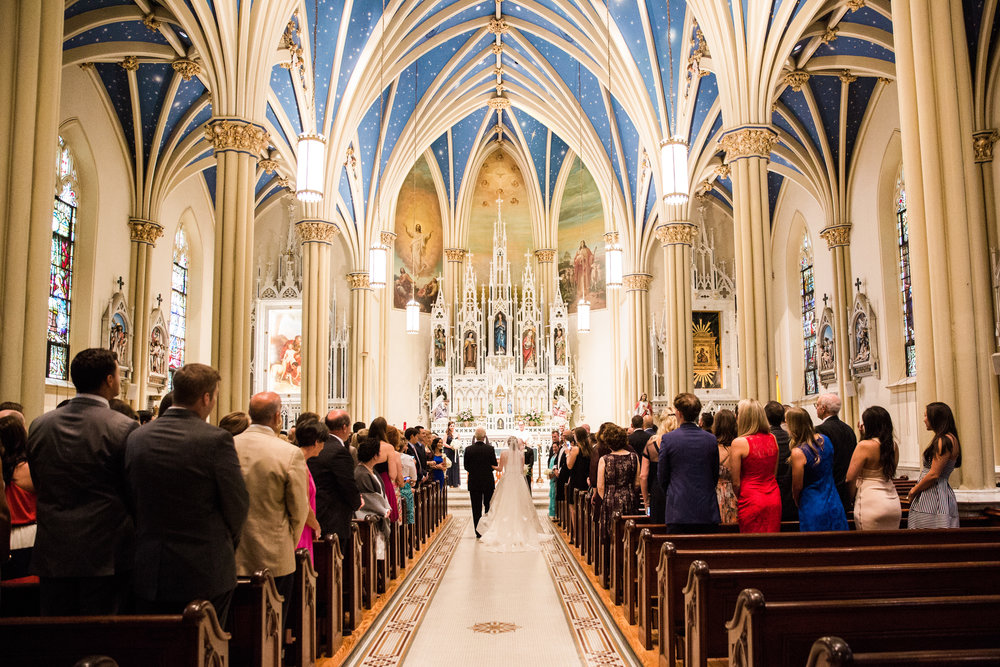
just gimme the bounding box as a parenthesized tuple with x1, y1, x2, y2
(729, 399, 781, 533)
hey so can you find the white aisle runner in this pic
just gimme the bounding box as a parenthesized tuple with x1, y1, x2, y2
(342, 507, 640, 667)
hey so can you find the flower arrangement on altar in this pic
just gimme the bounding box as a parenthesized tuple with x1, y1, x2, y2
(457, 408, 475, 424)
(523, 409, 544, 426)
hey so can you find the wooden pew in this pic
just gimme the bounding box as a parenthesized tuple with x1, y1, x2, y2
(685, 560, 1000, 667)
(352, 517, 378, 609)
(0, 580, 40, 617)
(342, 524, 363, 634)
(727, 590, 1000, 667)
(610, 514, 652, 606)
(0, 600, 229, 667)
(231, 569, 283, 667)
(580, 490, 592, 563)
(807, 635, 1000, 666)
(655, 540, 1000, 662)
(284, 548, 317, 667)
(622, 519, 665, 624)
(312, 535, 343, 657)
(387, 519, 399, 581)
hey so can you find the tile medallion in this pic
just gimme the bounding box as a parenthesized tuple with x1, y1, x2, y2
(469, 621, 521, 634)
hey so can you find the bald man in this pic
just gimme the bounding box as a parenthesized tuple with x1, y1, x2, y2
(233, 392, 308, 624)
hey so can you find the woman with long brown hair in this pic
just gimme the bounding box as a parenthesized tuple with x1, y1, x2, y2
(712, 409, 738, 524)
(846, 406, 901, 530)
(786, 407, 847, 531)
(907, 402, 961, 528)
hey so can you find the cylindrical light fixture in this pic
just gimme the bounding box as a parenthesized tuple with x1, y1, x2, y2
(577, 299, 591, 333)
(296, 133, 326, 202)
(605, 242, 623, 289)
(660, 137, 689, 204)
(406, 294, 420, 334)
(368, 244, 387, 289)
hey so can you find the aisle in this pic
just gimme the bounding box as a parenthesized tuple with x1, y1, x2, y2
(342, 506, 640, 667)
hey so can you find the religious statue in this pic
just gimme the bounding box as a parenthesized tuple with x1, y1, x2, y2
(553, 325, 566, 366)
(522, 327, 536, 368)
(404, 222, 433, 276)
(820, 328, 835, 371)
(433, 326, 447, 367)
(149, 328, 166, 377)
(855, 314, 871, 363)
(573, 240, 595, 300)
(109, 316, 128, 366)
(463, 330, 477, 369)
(494, 313, 507, 355)
(633, 392, 651, 417)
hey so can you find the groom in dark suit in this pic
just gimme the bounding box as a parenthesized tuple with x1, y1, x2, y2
(463, 427, 497, 538)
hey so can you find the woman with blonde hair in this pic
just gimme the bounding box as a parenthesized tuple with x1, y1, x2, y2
(729, 399, 781, 532)
(640, 410, 676, 519)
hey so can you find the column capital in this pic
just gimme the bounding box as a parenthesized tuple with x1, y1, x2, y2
(783, 70, 810, 92)
(973, 130, 1000, 163)
(655, 222, 698, 247)
(604, 231, 620, 245)
(444, 248, 467, 262)
(347, 272, 371, 290)
(296, 219, 339, 244)
(171, 58, 201, 82)
(204, 118, 269, 158)
(820, 223, 853, 248)
(623, 273, 653, 292)
(534, 248, 556, 263)
(719, 125, 778, 164)
(380, 230, 397, 248)
(128, 218, 163, 245)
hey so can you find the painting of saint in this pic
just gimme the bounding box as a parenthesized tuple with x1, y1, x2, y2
(494, 313, 507, 355)
(393, 156, 443, 312)
(404, 222, 433, 276)
(553, 325, 566, 366)
(433, 326, 446, 367)
(573, 240, 595, 301)
(557, 158, 606, 312)
(266, 308, 302, 394)
(463, 331, 478, 370)
(522, 327, 536, 368)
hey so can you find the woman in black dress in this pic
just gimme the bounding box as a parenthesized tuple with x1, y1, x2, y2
(567, 426, 592, 528)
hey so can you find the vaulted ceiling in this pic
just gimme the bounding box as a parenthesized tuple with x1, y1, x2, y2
(60, 0, 1000, 259)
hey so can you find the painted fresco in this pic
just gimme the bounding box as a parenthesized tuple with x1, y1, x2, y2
(557, 158, 606, 312)
(393, 156, 444, 312)
(468, 149, 533, 282)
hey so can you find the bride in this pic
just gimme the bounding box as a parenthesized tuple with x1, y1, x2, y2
(477, 436, 551, 552)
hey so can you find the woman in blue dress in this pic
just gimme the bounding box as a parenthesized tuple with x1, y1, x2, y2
(429, 437, 447, 490)
(786, 407, 848, 532)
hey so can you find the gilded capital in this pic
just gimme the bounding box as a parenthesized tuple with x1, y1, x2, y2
(488, 18, 510, 34)
(973, 130, 1000, 163)
(820, 26, 839, 44)
(172, 59, 201, 82)
(714, 163, 731, 180)
(380, 231, 397, 248)
(838, 70, 858, 85)
(783, 70, 810, 92)
(347, 272, 371, 290)
(296, 219, 339, 244)
(719, 126, 777, 164)
(492, 43, 504, 55)
(120, 56, 139, 72)
(444, 248, 467, 262)
(534, 248, 556, 263)
(204, 119, 269, 157)
(259, 158, 278, 174)
(487, 97, 511, 111)
(604, 231, 620, 245)
(656, 222, 698, 247)
(846, 0, 865, 10)
(623, 273, 653, 292)
(142, 13, 161, 31)
(819, 224, 852, 248)
(128, 218, 163, 245)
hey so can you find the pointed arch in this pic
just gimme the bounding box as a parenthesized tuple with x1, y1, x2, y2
(47, 136, 80, 380)
(168, 223, 190, 382)
(800, 232, 817, 396)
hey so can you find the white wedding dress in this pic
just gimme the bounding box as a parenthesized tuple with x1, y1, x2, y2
(477, 439, 551, 552)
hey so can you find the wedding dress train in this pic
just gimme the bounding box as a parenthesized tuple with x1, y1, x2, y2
(477, 440, 551, 552)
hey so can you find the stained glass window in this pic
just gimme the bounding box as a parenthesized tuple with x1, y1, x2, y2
(169, 225, 189, 383)
(47, 137, 78, 380)
(896, 169, 916, 377)
(800, 235, 818, 395)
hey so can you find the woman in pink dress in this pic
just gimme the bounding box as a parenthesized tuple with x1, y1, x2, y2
(292, 419, 327, 562)
(729, 399, 781, 533)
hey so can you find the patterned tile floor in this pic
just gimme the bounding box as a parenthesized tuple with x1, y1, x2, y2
(342, 505, 640, 667)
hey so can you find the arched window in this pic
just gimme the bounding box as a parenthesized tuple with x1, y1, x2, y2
(168, 225, 189, 382)
(47, 136, 78, 380)
(800, 234, 818, 395)
(896, 169, 915, 377)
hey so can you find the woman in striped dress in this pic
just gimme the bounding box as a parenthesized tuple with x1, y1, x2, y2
(906, 402, 961, 529)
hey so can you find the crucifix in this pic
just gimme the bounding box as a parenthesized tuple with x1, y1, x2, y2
(822, 293, 829, 309)
(155, 293, 163, 309)
(116, 276, 124, 290)
(855, 278, 863, 292)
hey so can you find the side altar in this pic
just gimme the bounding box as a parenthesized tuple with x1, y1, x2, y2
(423, 202, 582, 434)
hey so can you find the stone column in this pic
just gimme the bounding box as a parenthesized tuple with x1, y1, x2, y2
(375, 231, 396, 418)
(655, 221, 698, 400)
(297, 219, 339, 414)
(624, 273, 653, 408)
(0, 0, 64, 419)
(974, 130, 999, 320)
(819, 223, 858, 430)
(719, 126, 779, 401)
(204, 118, 269, 417)
(534, 248, 556, 318)
(893, 0, 998, 489)
(127, 218, 164, 407)
(347, 272, 372, 421)
(444, 247, 466, 311)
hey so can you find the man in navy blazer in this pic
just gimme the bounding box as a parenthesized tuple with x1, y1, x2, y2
(657, 393, 720, 533)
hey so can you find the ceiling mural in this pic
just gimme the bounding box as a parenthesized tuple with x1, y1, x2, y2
(393, 155, 444, 313)
(468, 148, 533, 285)
(558, 158, 606, 313)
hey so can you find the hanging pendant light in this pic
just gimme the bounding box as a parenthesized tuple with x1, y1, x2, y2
(406, 284, 420, 334)
(605, 240, 623, 289)
(603, 3, 623, 292)
(296, 133, 326, 202)
(577, 299, 591, 333)
(368, 244, 387, 289)
(660, 137, 689, 205)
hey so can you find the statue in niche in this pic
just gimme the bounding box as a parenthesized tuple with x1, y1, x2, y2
(494, 313, 507, 355)
(820, 324, 835, 372)
(109, 314, 128, 365)
(432, 388, 449, 420)
(149, 328, 167, 377)
(522, 327, 536, 369)
(433, 326, 446, 367)
(463, 331, 477, 370)
(553, 325, 566, 366)
(854, 313, 871, 363)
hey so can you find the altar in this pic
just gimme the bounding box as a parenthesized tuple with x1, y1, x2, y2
(424, 202, 581, 433)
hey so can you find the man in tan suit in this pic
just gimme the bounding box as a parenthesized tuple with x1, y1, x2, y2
(233, 392, 308, 627)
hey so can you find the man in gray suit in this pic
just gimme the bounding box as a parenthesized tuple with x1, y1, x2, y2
(125, 363, 249, 627)
(26, 348, 139, 615)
